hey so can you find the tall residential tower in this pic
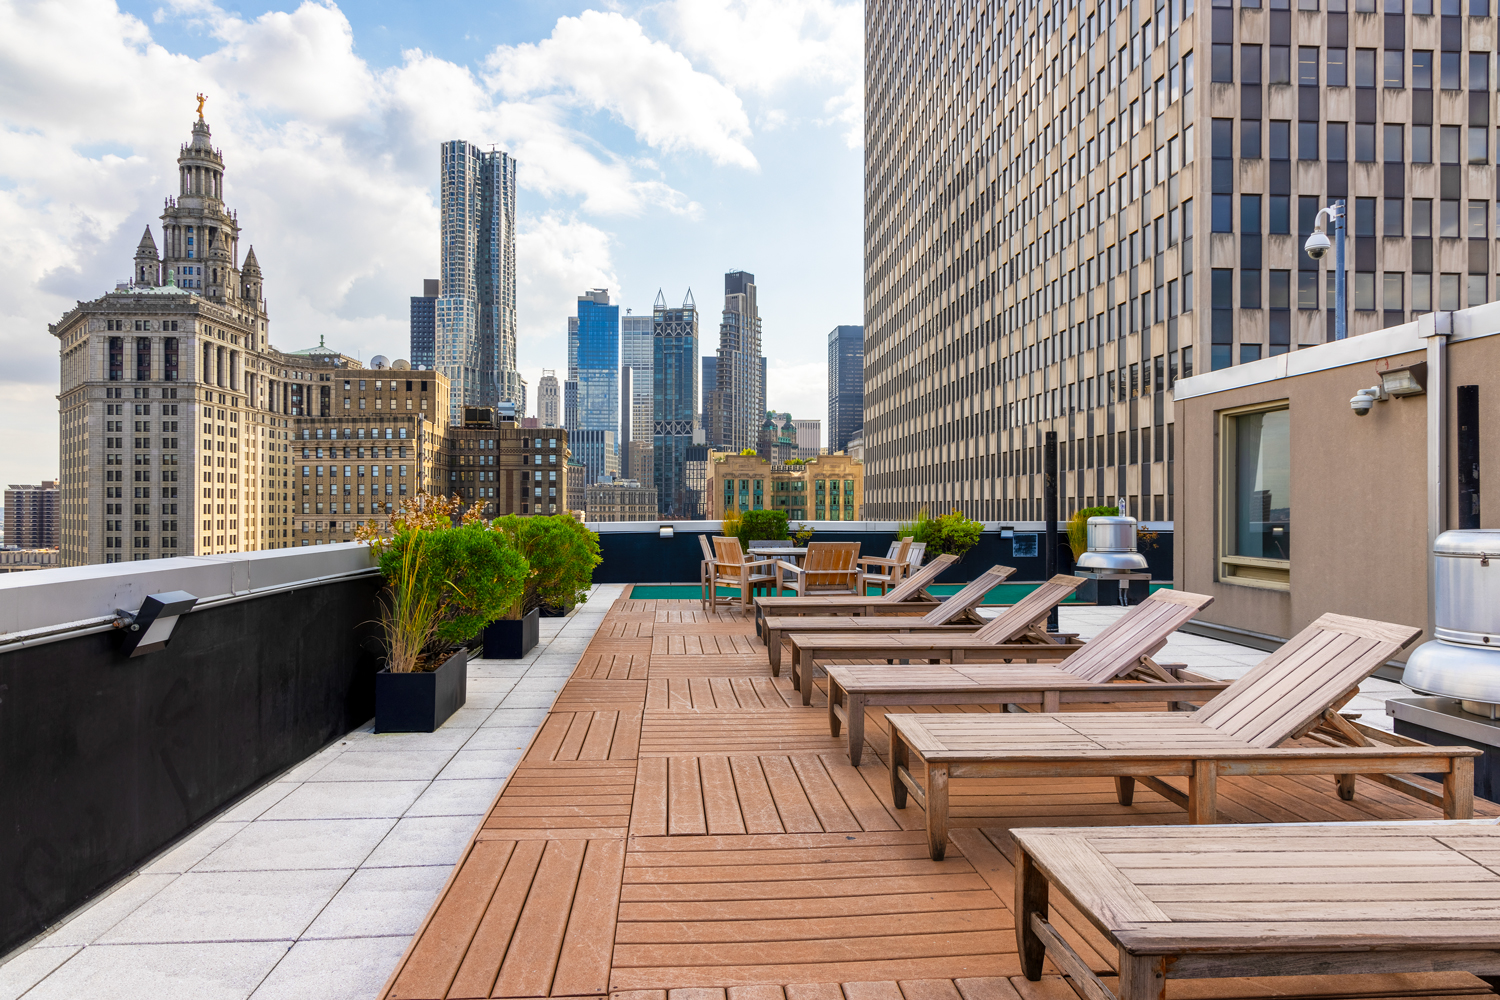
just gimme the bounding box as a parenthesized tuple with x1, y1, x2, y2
(652, 289, 701, 517)
(704, 271, 764, 453)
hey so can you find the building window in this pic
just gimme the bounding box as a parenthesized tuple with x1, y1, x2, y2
(1219, 403, 1291, 589)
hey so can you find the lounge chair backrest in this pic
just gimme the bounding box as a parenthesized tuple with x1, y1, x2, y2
(800, 541, 862, 591)
(1193, 613, 1423, 747)
(698, 534, 714, 561)
(883, 552, 958, 602)
(713, 536, 753, 582)
(905, 541, 927, 572)
(916, 565, 1016, 624)
(1053, 588, 1214, 682)
(971, 574, 1090, 644)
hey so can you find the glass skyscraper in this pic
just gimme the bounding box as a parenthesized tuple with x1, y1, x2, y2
(567, 288, 619, 485)
(827, 324, 864, 453)
(652, 289, 701, 517)
(409, 278, 438, 370)
(435, 141, 519, 427)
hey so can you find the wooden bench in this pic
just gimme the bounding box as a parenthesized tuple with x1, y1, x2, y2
(1014, 820, 1500, 1000)
(886, 613, 1480, 859)
(760, 564, 1015, 674)
(786, 574, 1096, 705)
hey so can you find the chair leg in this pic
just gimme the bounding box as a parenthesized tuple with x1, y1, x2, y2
(846, 694, 867, 767)
(926, 763, 949, 861)
(1187, 759, 1218, 823)
(1114, 776, 1136, 806)
(1336, 773, 1356, 801)
(1446, 755, 1475, 819)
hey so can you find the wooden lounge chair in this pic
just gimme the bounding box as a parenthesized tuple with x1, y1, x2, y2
(761, 564, 1017, 675)
(886, 612, 1479, 859)
(1014, 820, 1500, 1000)
(858, 537, 914, 596)
(776, 541, 863, 599)
(697, 534, 716, 610)
(751, 552, 959, 636)
(787, 574, 1092, 705)
(827, 588, 1221, 764)
(710, 536, 779, 611)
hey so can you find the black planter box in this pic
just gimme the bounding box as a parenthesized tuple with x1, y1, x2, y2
(483, 608, 539, 658)
(375, 647, 468, 733)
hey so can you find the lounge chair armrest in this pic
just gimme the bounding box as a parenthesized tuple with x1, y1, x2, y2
(775, 560, 805, 574)
(742, 558, 778, 570)
(858, 556, 901, 570)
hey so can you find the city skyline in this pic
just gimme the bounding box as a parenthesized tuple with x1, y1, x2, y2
(0, 0, 863, 488)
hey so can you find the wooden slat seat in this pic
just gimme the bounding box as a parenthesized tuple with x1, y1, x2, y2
(751, 552, 959, 635)
(711, 536, 780, 611)
(786, 574, 1095, 705)
(761, 565, 1016, 674)
(824, 589, 1220, 764)
(1014, 820, 1500, 1000)
(885, 612, 1480, 860)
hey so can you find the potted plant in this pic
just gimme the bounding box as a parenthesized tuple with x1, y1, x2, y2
(910, 507, 984, 561)
(484, 513, 602, 656)
(736, 509, 789, 545)
(361, 493, 528, 732)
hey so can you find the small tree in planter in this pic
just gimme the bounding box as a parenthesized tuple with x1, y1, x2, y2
(736, 509, 789, 545)
(360, 493, 528, 731)
(485, 513, 602, 655)
(913, 507, 984, 560)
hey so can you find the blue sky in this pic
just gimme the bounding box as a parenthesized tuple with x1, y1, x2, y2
(0, 0, 863, 487)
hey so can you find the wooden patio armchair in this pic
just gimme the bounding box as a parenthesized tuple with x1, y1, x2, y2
(886, 612, 1479, 860)
(697, 534, 716, 610)
(710, 535, 779, 611)
(858, 537, 913, 596)
(761, 564, 1016, 674)
(750, 552, 959, 637)
(776, 541, 863, 599)
(826, 588, 1221, 764)
(786, 573, 1093, 704)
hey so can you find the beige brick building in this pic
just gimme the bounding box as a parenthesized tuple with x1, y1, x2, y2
(708, 453, 864, 521)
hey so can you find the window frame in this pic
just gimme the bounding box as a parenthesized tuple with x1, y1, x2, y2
(1218, 400, 1292, 591)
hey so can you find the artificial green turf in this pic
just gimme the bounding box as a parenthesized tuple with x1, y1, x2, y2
(627, 581, 1171, 602)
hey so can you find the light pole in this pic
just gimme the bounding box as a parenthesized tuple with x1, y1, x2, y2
(1304, 201, 1347, 341)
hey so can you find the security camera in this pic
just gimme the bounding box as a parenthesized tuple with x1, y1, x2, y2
(1350, 386, 1382, 416)
(1305, 231, 1332, 260)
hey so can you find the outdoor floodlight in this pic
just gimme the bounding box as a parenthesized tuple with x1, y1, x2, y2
(658, 525, 674, 539)
(116, 590, 198, 657)
(1379, 364, 1428, 397)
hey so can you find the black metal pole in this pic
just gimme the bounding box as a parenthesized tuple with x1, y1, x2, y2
(1044, 431, 1059, 632)
(1458, 385, 1480, 530)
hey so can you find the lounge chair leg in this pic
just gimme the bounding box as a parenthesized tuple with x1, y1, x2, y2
(801, 656, 816, 706)
(1115, 776, 1136, 806)
(1336, 773, 1357, 801)
(788, 648, 799, 689)
(926, 763, 949, 861)
(1015, 847, 1050, 981)
(1118, 952, 1168, 1000)
(1187, 760, 1217, 824)
(767, 630, 781, 673)
(889, 730, 909, 809)
(828, 681, 843, 737)
(847, 694, 867, 767)
(1446, 755, 1475, 819)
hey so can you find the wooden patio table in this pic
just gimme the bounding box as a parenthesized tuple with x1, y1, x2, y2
(1013, 820, 1500, 1000)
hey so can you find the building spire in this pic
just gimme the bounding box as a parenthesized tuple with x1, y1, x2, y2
(653, 288, 667, 309)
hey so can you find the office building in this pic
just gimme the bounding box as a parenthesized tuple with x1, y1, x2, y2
(570, 429, 619, 485)
(700, 355, 717, 434)
(704, 271, 764, 453)
(0, 549, 61, 573)
(710, 452, 864, 521)
(3, 481, 59, 549)
(621, 311, 654, 455)
(827, 324, 864, 453)
(566, 288, 620, 484)
(792, 419, 822, 457)
(683, 444, 711, 519)
(566, 460, 587, 513)
(445, 408, 570, 518)
(863, 0, 1489, 523)
(409, 278, 439, 370)
(537, 370, 560, 427)
(651, 289, 701, 517)
(584, 479, 658, 522)
(435, 141, 520, 425)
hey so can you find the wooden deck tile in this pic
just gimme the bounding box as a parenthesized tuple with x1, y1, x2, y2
(385, 597, 1500, 1000)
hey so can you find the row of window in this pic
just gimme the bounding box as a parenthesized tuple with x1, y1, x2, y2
(1215, 118, 1500, 165)
(1213, 46, 1498, 91)
(1216, 193, 1498, 236)
(1214, 265, 1486, 309)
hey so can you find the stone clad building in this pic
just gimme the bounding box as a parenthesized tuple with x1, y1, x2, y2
(709, 453, 865, 521)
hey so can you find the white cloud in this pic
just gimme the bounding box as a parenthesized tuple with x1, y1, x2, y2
(764, 358, 827, 442)
(486, 10, 758, 170)
(517, 212, 619, 349)
(659, 0, 863, 146)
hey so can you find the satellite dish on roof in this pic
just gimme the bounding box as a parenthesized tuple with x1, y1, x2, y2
(392, 359, 411, 370)
(370, 355, 390, 370)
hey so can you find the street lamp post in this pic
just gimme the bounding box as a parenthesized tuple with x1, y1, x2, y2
(1305, 201, 1347, 341)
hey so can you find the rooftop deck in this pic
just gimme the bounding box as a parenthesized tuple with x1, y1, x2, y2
(3, 587, 1493, 1000)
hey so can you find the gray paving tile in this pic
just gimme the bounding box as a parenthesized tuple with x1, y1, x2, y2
(18, 941, 287, 1000)
(0, 946, 77, 1000)
(140, 821, 248, 874)
(261, 781, 428, 820)
(248, 935, 410, 1000)
(217, 782, 298, 822)
(363, 815, 481, 868)
(99, 868, 351, 943)
(462, 727, 537, 750)
(482, 707, 549, 729)
(194, 819, 395, 872)
(301, 865, 451, 939)
(338, 728, 474, 752)
(439, 706, 495, 730)
(405, 777, 507, 817)
(304, 750, 454, 782)
(437, 748, 524, 780)
(30, 873, 179, 946)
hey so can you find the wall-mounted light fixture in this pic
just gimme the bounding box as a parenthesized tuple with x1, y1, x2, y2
(658, 525, 674, 539)
(1379, 363, 1429, 397)
(115, 591, 198, 657)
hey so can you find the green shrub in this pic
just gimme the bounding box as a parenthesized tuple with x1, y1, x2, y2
(1065, 505, 1120, 558)
(736, 509, 789, 544)
(915, 508, 984, 558)
(491, 513, 603, 617)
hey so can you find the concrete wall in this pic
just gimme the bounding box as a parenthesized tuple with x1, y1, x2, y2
(1173, 308, 1500, 651)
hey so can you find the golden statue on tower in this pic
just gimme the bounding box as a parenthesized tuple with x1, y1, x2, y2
(196, 93, 206, 119)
